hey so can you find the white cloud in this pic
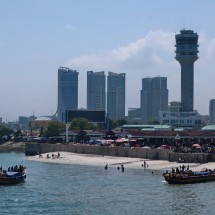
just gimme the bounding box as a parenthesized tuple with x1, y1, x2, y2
(206, 38, 215, 59)
(66, 29, 174, 71)
(65, 24, 76, 31)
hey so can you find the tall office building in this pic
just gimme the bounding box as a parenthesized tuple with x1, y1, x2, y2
(19, 116, 29, 130)
(57, 67, 79, 122)
(107, 72, 125, 120)
(175, 29, 199, 112)
(209, 99, 215, 124)
(87, 71, 106, 111)
(141, 77, 168, 123)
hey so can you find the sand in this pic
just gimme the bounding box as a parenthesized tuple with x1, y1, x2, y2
(27, 151, 215, 171)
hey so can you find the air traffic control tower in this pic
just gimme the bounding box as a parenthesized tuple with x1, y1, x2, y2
(175, 29, 199, 112)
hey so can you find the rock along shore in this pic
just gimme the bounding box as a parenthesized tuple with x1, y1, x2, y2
(0, 141, 26, 153)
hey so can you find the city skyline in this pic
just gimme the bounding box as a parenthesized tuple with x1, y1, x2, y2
(1, 0, 215, 121)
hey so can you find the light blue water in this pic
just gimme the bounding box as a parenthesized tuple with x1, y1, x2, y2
(0, 152, 214, 215)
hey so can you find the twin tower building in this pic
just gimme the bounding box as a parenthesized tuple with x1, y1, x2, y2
(57, 29, 199, 126)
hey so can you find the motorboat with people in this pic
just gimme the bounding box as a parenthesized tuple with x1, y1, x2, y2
(163, 167, 215, 184)
(0, 165, 26, 185)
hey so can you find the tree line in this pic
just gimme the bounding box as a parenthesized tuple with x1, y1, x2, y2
(0, 117, 128, 140)
(43, 118, 127, 137)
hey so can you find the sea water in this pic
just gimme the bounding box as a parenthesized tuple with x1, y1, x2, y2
(0, 152, 214, 215)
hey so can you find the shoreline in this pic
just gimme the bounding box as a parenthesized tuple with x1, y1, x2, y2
(27, 151, 215, 171)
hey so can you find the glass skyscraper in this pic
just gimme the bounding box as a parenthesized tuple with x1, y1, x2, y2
(141, 77, 168, 123)
(107, 72, 125, 120)
(87, 71, 106, 111)
(57, 67, 79, 122)
(209, 99, 215, 124)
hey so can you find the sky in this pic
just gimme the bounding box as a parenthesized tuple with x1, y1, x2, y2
(1, 0, 215, 122)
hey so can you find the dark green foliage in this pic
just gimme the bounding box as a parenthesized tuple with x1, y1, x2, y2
(14, 129, 22, 137)
(0, 124, 13, 138)
(44, 121, 65, 137)
(148, 120, 160, 125)
(69, 118, 97, 130)
(108, 119, 127, 130)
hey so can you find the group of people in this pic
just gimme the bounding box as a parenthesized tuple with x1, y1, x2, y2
(171, 164, 190, 174)
(117, 164, 124, 172)
(46, 152, 61, 159)
(105, 161, 150, 172)
(105, 164, 125, 172)
(7, 165, 25, 173)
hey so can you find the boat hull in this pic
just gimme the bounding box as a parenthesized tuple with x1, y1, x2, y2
(0, 169, 26, 185)
(0, 175, 26, 185)
(163, 173, 215, 184)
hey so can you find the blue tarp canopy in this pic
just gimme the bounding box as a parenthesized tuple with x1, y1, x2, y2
(6, 172, 20, 177)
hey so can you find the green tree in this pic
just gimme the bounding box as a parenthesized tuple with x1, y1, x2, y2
(14, 129, 22, 137)
(148, 120, 160, 125)
(117, 119, 127, 126)
(39, 127, 44, 137)
(108, 119, 117, 130)
(0, 124, 13, 138)
(70, 118, 97, 130)
(107, 118, 127, 129)
(128, 120, 140, 125)
(44, 122, 65, 137)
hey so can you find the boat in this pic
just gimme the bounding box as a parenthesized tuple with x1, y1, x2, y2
(163, 169, 215, 184)
(0, 166, 26, 185)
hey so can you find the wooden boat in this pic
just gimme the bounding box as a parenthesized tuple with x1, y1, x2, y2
(0, 166, 26, 185)
(163, 169, 215, 184)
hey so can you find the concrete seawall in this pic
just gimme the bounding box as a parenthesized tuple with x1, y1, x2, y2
(25, 143, 210, 163)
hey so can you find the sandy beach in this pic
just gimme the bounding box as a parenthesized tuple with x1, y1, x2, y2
(27, 151, 215, 171)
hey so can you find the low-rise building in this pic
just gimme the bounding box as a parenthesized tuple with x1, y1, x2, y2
(159, 101, 202, 129)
